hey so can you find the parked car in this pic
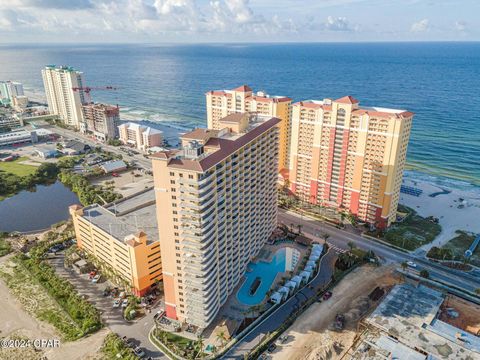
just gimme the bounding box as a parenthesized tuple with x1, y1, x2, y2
(154, 309, 165, 320)
(133, 347, 145, 358)
(88, 271, 96, 280)
(323, 291, 332, 300)
(112, 172, 120, 177)
(113, 299, 121, 308)
(122, 299, 129, 308)
(119, 291, 126, 299)
(103, 287, 111, 297)
(267, 343, 277, 353)
(407, 261, 417, 268)
(92, 274, 101, 283)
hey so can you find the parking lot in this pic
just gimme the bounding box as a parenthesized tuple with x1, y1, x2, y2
(49, 252, 166, 359)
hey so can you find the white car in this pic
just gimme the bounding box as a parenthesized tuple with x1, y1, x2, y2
(121, 299, 129, 308)
(406, 261, 417, 268)
(133, 347, 145, 358)
(113, 299, 121, 308)
(92, 274, 101, 283)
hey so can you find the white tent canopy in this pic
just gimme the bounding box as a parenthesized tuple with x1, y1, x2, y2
(300, 270, 312, 282)
(270, 292, 283, 304)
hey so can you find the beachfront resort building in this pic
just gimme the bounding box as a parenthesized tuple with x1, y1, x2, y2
(288, 96, 413, 228)
(118, 122, 163, 152)
(206, 85, 291, 171)
(69, 188, 162, 296)
(152, 112, 280, 329)
(0, 81, 24, 105)
(42, 65, 91, 128)
(81, 103, 120, 141)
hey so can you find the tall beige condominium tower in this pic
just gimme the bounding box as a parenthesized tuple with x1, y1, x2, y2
(206, 85, 291, 171)
(152, 113, 280, 329)
(289, 96, 413, 228)
(42, 65, 90, 128)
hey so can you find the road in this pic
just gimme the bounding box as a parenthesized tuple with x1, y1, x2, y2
(278, 208, 480, 293)
(41, 124, 154, 169)
(49, 253, 166, 359)
(223, 249, 338, 359)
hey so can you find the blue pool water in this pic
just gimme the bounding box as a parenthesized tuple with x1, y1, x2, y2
(237, 247, 299, 306)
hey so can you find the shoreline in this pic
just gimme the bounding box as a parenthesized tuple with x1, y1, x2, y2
(399, 177, 480, 253)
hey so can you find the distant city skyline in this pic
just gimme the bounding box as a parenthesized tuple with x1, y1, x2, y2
(2, 0, 479, 43)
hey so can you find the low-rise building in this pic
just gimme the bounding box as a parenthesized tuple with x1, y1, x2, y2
(61, 140, 91, 155)
(81, 103, 120, 141)
(0, 114, 23, 132)
(0, 129, 38, 146)
(100, 159, 127, 174)
(118, 122, 163, 152)
(34, 146, 58, 159)
(12, 95, 29, 111)
(69, 188, 162, 296)
(351, 283, 480, 359)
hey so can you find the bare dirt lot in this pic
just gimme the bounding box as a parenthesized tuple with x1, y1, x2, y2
(271, 264, 401, 360)
(439, 295, 480, 336)
(0, 255, 108, 360)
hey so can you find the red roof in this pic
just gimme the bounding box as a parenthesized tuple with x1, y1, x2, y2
(233, 85, 252, 92)
(334, 96, 359, 104)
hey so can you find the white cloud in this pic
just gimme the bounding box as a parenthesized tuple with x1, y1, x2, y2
(324, 16, 352, 32)
(454, 20, 466, 32)
(410, 18, 429, 33)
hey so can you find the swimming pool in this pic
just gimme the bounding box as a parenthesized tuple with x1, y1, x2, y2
(236, 247, 300, 306)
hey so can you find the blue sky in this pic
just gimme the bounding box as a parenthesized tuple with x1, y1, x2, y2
(2, 0, 479, 43)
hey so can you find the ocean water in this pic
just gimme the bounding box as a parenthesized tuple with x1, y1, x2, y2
(1, 43, 479, 188)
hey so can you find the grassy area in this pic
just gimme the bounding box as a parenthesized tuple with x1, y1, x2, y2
(153, 329, 204, 358)
(382, 207, 441, 251)
(0, 257, 85, 340)
(428, 230, 479, 266)
(100, 332, 139, 360)
(0, 234, 12, 256)
(0, 156, 38, 177)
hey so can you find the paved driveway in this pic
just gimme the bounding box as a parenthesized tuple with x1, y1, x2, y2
(222, 248, 337, 359)
(49, 253, 166, 359)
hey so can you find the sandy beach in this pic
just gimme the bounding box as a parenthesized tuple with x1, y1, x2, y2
(399, 178, 480, 253)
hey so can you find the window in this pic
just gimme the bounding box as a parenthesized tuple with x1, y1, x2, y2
(170, 180, 175, 184)
(174, 232, 179, 236)
(188, 175, 194, 179)
(179, 173, 183, 177)
(173, 210, 177, 214)
(174, 225, 178, 229)
(175, 246, 180, 250)
(176, 260, 181, 263)
(172, 195, 176, 199)
(171, 188, 176, 192)
(170, 172, 174, 176)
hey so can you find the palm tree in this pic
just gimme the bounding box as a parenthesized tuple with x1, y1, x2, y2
(323, 233, 330, 244)
(475, 288, 480, 296)
(196, 335, 204, 358)
(401, 261, 408, 272)
(347, 241, 355, 252)
(297, 224, 303, 235)
(420, 269, 430, 278)
(216, 331, 228, 347)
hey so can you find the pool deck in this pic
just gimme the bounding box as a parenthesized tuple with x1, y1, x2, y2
(201, 241, 309, 348)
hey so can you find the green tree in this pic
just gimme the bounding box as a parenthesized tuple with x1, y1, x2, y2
(420, 269, 430, 278)
(216, 331, 228, 347)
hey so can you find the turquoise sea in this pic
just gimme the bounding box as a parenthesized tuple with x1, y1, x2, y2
(1, 43, 479, 190)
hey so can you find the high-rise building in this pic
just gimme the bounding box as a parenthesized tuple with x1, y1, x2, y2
(0, 81, 24, 104)
(118, 122, 163, 151)
(206, 85, 291, 171)
(42, 65, 90, 128)
(152, 112, 280, 329)
(82, 103, 120, 141)
(288, 96, 413, 228)
(69, 188, 162, 296)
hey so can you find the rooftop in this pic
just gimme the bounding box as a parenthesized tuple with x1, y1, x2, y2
(293, 98, 413, 118)
(363, 284, 480, 360)
(152, 113, 280, 172)
(80, 188, 158, 243)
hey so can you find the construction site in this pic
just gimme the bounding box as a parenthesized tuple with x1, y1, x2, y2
(348, 283, 480, 360)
